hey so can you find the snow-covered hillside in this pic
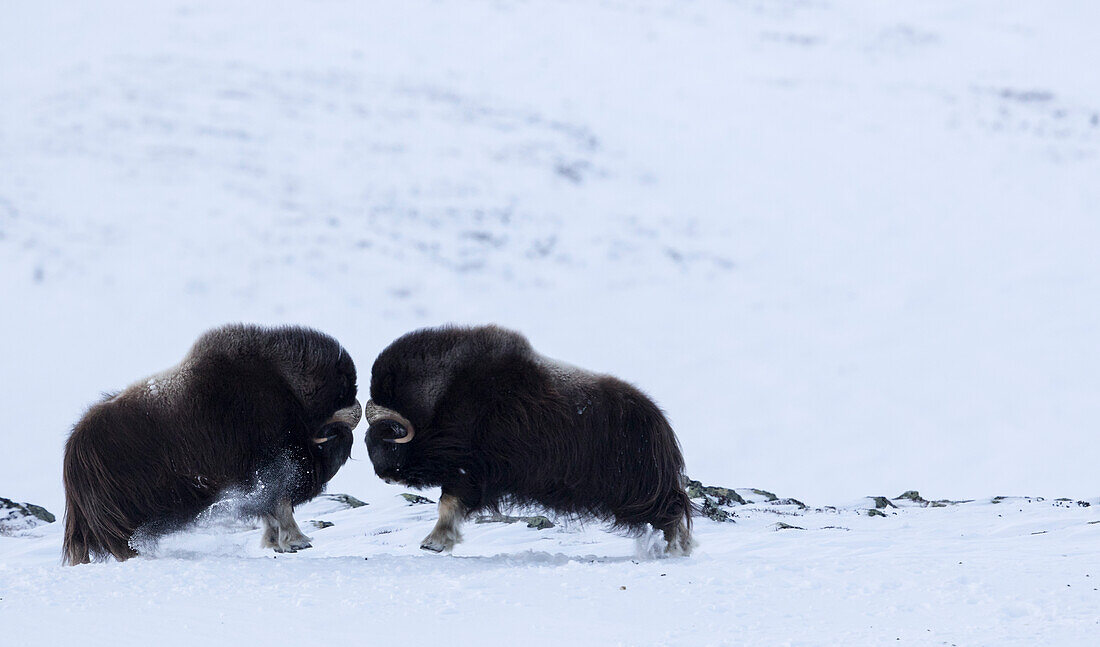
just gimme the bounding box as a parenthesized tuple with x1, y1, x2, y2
(3, 0, 1100, 507)
(2, 1, 1099, 643)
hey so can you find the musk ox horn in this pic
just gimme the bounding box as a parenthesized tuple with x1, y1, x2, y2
(364, 400, 415, 443)
(328, 400, 363, 428)
(387, 424, 414, 444)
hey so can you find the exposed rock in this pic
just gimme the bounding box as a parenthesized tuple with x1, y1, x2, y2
(869, 496, 897, 509)
(773, 522, 804, 531)
(400, 493, 435, 505)
(320, 493, 368, 509)
(686, 478, 742, 522)
(700, 498, 733, 523)
(893, 490, 970, 507)
(991, 495, 1044, 504)
(866, 508, 887, 517)
(774, 498, 808, 509)
(474, 514, 555, 530)
(686, 480, 747, 506)
(749, 488, 779, 502)
(896, 490, 926, 503)
(0, 497, 56, 535)
(309, 520, 334, 529)
(1052, 498, 1090, 509)
(524, 516, 554, 530)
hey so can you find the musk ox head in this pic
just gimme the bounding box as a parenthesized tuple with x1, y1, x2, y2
(362, 325, 528, 484)
(364, 401, 415, 482)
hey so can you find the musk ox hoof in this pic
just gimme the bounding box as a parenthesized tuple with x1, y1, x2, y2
(288, 538, 313, 551)
(419, 527, 460, 553)
(269, 537, 312, 553)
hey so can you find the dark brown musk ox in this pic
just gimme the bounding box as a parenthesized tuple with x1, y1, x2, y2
(62, 324, 361, 565)
(364, 325, 694, 556)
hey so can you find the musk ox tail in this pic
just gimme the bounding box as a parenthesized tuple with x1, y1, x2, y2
(601, 385, 694, 555)
(62, 423, 140, 565)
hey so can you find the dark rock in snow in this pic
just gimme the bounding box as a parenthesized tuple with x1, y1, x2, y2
(700, 498, 733, 523)
(748, 488, 779, 502)
(0, 497, 56, 535)
(309, 520, 335, 529)
(320, 493, 368, 509)
(893, 490, 970, 507)
(686, 480, 747, 506)
(400, 493, 435, 505)
(774, 498, 808, 509)
(475, 514, 555, 529)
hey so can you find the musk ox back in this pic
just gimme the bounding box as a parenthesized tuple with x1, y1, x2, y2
(63, 324, 361, 565)
(364, 325, 693, 555)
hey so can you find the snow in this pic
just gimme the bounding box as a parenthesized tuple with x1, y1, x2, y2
(2, 0, 1099, 644)
(3, 492, 1099, 645)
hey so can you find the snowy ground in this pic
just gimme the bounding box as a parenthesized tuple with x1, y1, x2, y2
(3, 488, 1099, 645)
(2, 0, 1100, 644)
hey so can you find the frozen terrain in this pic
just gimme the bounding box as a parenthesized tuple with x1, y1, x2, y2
(2, 488, 1099, 646)
(1, 0, 1099, 644)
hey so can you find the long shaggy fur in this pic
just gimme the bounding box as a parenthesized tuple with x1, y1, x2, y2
(366, 325, 693, 554)
(63, 324, 358, 565)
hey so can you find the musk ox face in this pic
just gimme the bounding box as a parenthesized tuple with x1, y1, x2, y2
(364, 325, 694, 556)
(364, 403, 415, 483)
(63, 324, 361, 565)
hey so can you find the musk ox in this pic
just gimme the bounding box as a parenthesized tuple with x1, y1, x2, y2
(63, 324, 361, 565)
(364, 325, 693, 556)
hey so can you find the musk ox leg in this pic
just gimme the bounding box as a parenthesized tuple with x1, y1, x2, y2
(260, 500, 313, 553)
(420, 494, 466, 553)
(662, 521, 694, 557)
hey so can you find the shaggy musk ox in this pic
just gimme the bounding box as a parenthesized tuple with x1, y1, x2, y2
(63, 324, 361, 565)
(365, 325, 693, 555)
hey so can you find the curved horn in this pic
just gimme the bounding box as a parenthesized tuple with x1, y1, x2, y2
(365, 400, 415, 444)
(328, 400, 363, 428)
(387, 423, 415, 444)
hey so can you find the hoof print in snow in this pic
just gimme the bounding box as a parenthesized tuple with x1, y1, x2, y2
(474, 514, 555, 529)
(0, 497, 56, 535)
(773, 522, 804, 531)
(400, 493, 435, 505)
(310, 520, 335, 529)
(321, 493, 368, 509)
